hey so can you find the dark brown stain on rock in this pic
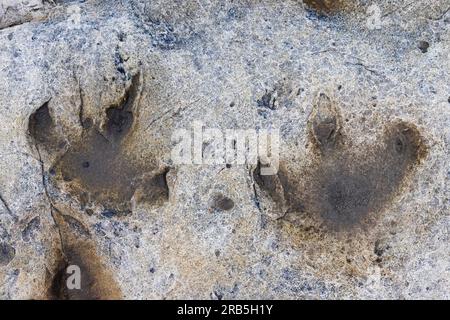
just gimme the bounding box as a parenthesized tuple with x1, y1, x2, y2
(255, 94, 428, 231)
(303, 0, 346, 14)
(53, 127, 170, 213)
(29, 101, 52, 144)
(133, 169, 170, 206)
(48, 244, 122, 300)
(308, 93, 343, 154)
(28, 101, 64, 151)
(211, 194, 235, 211)
(47, 207, 122, 300)
(53, 128, 144, 213)
(105, 73, 140, 142)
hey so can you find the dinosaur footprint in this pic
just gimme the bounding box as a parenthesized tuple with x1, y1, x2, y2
(254, 93, 427, 231)
(29, 73, 169, 216)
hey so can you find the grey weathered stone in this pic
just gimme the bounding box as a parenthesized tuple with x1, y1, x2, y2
(0, 0, 449, 299)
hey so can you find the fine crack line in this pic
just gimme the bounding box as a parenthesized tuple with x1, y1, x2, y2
(310, 49, 389, 80)
(344, 61, 386, 79)
(248, 167, 262, 213)
(0, 192, 17, 221)
(30, 111, 70, 287)
(32, 132, 66, 258)
(144, 97, 203, 132)
(77, 76, 85, 129)
(0, 19, 32, 31)
(49, 205, 66, 255)
(428, 5, 450, 21)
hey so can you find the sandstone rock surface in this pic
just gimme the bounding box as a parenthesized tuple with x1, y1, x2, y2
(0, 0, 449, 299)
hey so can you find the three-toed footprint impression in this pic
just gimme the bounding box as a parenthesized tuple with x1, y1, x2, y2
(254, 93, 427, 231)
(29, 73, 169, 216)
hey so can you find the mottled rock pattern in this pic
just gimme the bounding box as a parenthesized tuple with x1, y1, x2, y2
(0, 0, 449, 299)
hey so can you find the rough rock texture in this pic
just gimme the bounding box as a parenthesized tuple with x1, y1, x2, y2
(0, 0, 449, 299)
